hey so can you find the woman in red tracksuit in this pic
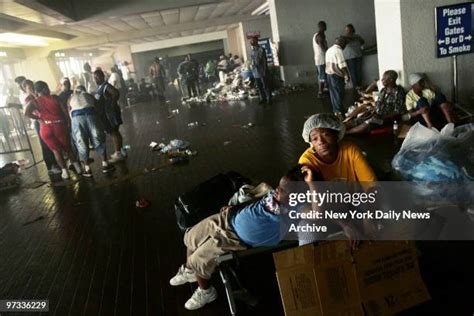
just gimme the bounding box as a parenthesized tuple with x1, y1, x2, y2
(24, 81, 82, 180)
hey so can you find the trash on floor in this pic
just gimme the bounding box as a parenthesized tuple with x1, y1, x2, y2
(135, 198, 150, 208)
(223, 141, 232, 146)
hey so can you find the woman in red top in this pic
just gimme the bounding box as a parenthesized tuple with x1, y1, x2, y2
(24, 81, 82, 180)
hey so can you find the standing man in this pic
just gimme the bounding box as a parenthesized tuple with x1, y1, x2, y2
(249, 37, 272, 105)
(177, 57, 192, 98)
(94, 69, 125, 163)
(343, 24, 365, 89)
(313, 21, 328, 98)
(187, 54, 200, 96)
(326, 37, 350, 120)
(149, 57, 166, 101)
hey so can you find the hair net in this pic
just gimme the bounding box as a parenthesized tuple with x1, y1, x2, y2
(408, 73, 424, 86)
(302, 113, 345, 143)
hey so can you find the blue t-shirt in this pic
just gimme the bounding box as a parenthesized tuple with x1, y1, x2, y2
(230, 191, 282, 247)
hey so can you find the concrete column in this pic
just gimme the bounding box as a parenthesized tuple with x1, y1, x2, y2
(375, 0, 474, 103)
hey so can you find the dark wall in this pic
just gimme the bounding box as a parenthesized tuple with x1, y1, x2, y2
(131, 40, 225, 81)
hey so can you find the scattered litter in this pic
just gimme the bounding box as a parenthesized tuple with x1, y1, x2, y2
(23, 215, 45, 226)
(166, 100, 171, 103)
(156, 121, 160, 125)
(242, 122, 255, 129)
(187, 121, 199, 128)
(223, 141, 232, 146)
(169, 156, 189, 164)
(185, 149, 198, 156)
(135, 198, 150, 208)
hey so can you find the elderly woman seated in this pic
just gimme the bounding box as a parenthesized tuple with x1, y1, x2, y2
(345, 70, 406, 134)
(405, 73, 456, 129)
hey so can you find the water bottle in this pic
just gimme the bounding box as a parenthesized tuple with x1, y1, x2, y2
(393, 120, 399, 136)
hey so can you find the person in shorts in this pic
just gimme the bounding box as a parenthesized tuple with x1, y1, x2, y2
(169, 167, 306, 310)
(93, 69, 125, 163)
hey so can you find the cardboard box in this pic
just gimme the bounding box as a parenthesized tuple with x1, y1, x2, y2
(273, 241, 430, 316)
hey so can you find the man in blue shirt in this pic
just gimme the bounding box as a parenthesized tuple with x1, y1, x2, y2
(169, 167, 306, 310)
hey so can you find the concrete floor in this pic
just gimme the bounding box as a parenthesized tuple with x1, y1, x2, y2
(1, 89, 474, 315)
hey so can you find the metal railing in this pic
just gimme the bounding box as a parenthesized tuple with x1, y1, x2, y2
(0, 103, 36, 165)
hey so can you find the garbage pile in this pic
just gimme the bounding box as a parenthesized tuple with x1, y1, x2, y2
(180, 66, 310, 104)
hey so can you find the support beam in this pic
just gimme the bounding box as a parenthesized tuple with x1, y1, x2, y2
(130, 31, 227, 53)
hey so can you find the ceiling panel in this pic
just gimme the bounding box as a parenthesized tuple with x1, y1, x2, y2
(208, 2, 233, 19)
(121, 16, 149, 30)
(239, 0, 264, 15)
(160, 8, 179, 25)
(140, 11, 164, 27)
(193, 3, 216, 21)
(178, 6, 199, 23)
(86, 22, 117, 34)
(103, 20, 134, 32)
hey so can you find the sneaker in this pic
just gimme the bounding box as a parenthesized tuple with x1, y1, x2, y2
(61, 169, 70, 180)
(102, 164, 115, 174)
(109, 152, 125, 163)
(82, 169, 93, 178)
(184, 286, 217, 310)
(170, 265, 197, 286)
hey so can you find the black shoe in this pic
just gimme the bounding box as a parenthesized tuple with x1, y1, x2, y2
(266, 100, 273, 105)
(258, 100, 266, 104)
(102, 164, 115, 174)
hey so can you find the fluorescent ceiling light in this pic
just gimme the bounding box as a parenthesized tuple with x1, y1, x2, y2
(0, 33, 57, 47)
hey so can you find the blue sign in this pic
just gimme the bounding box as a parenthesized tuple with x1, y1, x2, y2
(258, 38, 274, 66)
(436, 2, 472, 58)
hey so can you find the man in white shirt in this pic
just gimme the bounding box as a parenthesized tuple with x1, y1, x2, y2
(312, 21, 328, 98)
(326, 37, 351, 120)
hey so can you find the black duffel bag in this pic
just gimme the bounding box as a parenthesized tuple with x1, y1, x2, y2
(175, 171, 251, 232)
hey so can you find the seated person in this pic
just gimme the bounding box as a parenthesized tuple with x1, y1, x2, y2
(405, 73, 455, 129)
(345, 70, 406, 134)
(169, 167, 306, 311)
(138, 78, 152, 96)
(299, 113, 378, 243)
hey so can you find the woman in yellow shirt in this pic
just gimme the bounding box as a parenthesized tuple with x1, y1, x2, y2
(299, 113, 377, 182)
(298, 113, 378, 245)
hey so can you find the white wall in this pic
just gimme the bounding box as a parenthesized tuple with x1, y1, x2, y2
(399, 0, 474, 104)
(239, 16, 272, 61)
(269, 0, 377, 85)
